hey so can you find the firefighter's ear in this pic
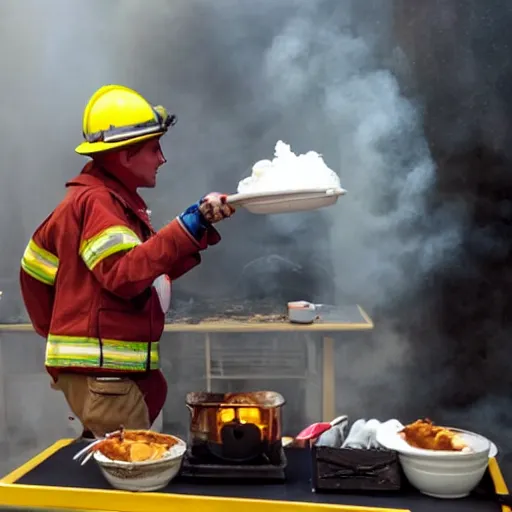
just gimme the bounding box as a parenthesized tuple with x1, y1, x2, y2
(117, 149, 131, 168)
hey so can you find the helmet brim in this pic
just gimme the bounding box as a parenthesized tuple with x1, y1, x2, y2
(75, 131, 165, 156)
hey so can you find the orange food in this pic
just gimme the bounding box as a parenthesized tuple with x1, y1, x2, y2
(400, 419, 468, 452)
(93, 430, 179, 462)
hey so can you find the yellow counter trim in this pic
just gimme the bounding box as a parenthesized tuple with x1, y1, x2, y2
(0, 483, 410, 512)
(0, 439, 408, 512)
(0, 438, 74, 484)
(489, 457, 511, 512)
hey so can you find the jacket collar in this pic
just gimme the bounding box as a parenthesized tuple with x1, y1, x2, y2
(67, 162, 154, 231)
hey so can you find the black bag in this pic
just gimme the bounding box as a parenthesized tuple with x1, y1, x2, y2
(311, 444, 402, 493)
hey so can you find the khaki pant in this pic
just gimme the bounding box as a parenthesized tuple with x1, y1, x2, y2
(53, 374, 150, 438)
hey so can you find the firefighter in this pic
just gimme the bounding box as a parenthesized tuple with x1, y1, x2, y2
(20, 85, 235, 438)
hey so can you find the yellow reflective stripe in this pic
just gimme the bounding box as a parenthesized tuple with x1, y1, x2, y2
(80, 226, 141, 270)
(45, 334, 159, 371)
(21, 239, 59, 286)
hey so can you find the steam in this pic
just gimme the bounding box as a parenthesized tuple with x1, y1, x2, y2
(237, 140, 342, 193)
(259, 10, 468, 308)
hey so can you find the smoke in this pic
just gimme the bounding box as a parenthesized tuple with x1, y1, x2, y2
(391, 0, 512, 462)
(2, 0, 456, 311)
(258, 9, 467, 307)
(1, 0, 511, 468)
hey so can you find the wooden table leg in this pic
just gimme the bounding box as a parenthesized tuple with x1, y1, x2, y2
(0, 335, 7, 442)
(322, 336, 335, 422)
(205, 333, 212, 392)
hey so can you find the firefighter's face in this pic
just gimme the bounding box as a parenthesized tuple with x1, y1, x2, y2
(122, 139, 167, 188)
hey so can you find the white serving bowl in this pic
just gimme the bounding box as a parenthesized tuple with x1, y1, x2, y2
(93, 436, 187, 492)
(376, 422, 492, 499)
(400, 457, 489, 499)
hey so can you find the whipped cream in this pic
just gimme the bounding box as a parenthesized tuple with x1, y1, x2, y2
(237, 140, 342, 194)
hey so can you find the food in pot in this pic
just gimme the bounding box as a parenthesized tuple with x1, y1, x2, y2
(93, 430, 180, 462)
(399, 419, 470, 452)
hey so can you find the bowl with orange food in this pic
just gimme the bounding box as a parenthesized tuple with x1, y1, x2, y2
(91, 429, 187, 492)
(376, 419, 496, 499)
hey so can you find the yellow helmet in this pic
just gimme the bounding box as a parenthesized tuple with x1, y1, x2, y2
(75, 84, 177, 155)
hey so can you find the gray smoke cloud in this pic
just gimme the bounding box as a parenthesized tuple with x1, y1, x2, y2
(2, 0, 465, 310)
(258, 6, 467, 308)
(1, 0, 511, 472)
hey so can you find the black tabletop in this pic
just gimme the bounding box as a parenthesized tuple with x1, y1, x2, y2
(14, 442, 505, 512)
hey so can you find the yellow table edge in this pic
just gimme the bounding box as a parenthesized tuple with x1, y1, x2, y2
(0, 438, 407, 512)
(0, 305, 374, 333)
(3, 437, 510, 512)
(488, 457, 511, 512)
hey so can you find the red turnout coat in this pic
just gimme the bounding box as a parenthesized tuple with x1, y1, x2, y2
(20, 163, 220, 422)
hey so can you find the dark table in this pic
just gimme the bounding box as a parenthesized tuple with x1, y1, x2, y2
(0, 439, 509, 512)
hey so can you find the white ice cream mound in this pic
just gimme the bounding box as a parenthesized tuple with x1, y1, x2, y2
(237, 140, 342, 194)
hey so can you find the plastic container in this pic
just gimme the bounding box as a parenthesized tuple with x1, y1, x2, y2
(288, 301, 318, 324)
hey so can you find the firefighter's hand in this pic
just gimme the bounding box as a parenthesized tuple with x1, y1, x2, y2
(199, 193, 235, 224)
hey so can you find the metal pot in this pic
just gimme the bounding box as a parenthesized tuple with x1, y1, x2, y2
(185, 391, 285, 462)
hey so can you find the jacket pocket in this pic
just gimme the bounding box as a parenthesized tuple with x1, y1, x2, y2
(87, 377, 132, 396)
(84, 377, 150, 436)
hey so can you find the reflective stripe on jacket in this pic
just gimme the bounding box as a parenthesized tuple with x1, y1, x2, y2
(20, 163, 221, 374)
(21, 239, 59, 286)
(45, 334, 159, 371)
(80, 225, 141, 270)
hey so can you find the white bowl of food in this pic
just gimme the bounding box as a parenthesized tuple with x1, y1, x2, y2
(376, 419, 493, 499)
(92, 430, 187, 492)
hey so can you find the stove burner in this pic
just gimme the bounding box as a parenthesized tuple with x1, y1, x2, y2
(181, 447, 287, 481)
(183, 391, 287, 480)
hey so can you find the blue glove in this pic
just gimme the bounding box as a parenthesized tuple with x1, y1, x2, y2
(178, 201, 210, 241)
